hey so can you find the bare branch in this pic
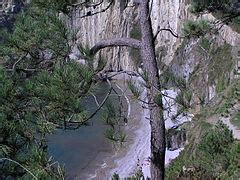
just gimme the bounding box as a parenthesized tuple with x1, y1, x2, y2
(79, 0, 114, 18)
(11, 54, 27, 72)
(5, 68, 39, 72)
(90, 92, 100, 106)
(69, 79, 112, 126)
(107, 70, 140, 78)
(90, 38, 142, 55)
(153, 26, 180, 41)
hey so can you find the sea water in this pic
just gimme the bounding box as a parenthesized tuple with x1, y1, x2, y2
(47, 82, 127, 179)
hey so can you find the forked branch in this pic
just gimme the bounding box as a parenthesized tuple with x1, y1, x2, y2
(79, 0, 114, 18)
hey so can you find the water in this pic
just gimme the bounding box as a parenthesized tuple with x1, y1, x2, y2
(47, 82, 127, 179)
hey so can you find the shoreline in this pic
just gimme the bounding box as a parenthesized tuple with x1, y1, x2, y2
(91, 74, 151, 179)
(89, 74, 192, 179)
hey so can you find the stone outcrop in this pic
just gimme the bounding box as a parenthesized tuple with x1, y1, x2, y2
(166, 126, 187, 151)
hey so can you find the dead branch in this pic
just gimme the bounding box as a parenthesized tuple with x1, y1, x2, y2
(69, 79, 112, 126)
(90, 92, 100, 106)
(153, 26, 180, 41)
(79, 0, 114, 18)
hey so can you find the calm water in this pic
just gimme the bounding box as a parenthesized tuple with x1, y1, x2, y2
(47, 82, 127, 179)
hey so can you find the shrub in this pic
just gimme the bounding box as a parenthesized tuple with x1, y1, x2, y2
(166, 122, 239, 179)
(190, 0, 234, 13)
(182, 20, 211, 37)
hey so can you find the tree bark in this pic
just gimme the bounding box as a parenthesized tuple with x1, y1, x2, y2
(139, 0, 165, 179)
(90, 38, 142, 54)
(89, 0, 166, 178)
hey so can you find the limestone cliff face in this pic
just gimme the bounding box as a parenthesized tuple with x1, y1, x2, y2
(69, 0, 239, 107)
(68, 0, 191, 71)
(152, 0, 190, 65)
(67, 1, 138, 71)
(169, 14, 240, 109)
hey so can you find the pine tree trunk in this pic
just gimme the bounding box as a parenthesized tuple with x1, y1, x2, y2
(89, 0, 166, 178)
(139, 0, 166, 179)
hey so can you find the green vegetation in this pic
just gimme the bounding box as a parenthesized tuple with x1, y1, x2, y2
(199, 37, 211, 50)
(190, 0, 235, 14)
(215, 79, 240, 116)
(166, 121, 240, 179)
(0, 0, 96, 178)
(160, 69, 186, 89)
(190, 0, 240, 33)
(175, 90, 192, 111)
(167, 76, 240, 179)
(112, 169, 145, 180)
(216, 75, 230, 93)
(182, 20, 212, 38)
(231, 16, 240, 33)
(102, 101, 127, 145)
(130, 23, 141, 40)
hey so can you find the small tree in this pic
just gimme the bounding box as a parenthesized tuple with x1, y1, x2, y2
(0, 0, 97, 178)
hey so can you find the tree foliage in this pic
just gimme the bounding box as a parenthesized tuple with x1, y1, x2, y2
(182, 20, 212, 38)
(166, 122, 240, 179)
(0, 0, 95, 178)
(191, 0, 240, 14)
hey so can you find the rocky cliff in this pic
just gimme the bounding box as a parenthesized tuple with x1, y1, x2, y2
(67, 0, 191, 71)
(69, 0, 239, 94)
(68, 0, 240, 151)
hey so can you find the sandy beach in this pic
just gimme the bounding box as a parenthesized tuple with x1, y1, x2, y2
(90, 74, 192, 179)
(87, 74, 150, 179)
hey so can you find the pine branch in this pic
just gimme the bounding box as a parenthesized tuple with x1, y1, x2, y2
(153, 26, 180, 41)
(79, 0, 114, 18)
(90, 38, 142, 55)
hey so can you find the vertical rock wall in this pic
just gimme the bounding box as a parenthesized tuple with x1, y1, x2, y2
(68, 0, 191, 71)
(68, 1, 138, 71)
(68, 0, 240, 108)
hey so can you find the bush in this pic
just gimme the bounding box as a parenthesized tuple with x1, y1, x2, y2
(182, 20, 211, 37)
(190, 0, 234, 13)
(166, 122, 239, 179)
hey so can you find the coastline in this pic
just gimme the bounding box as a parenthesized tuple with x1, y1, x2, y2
(89, 74, 190, 179)
(91, 74, 151, 179)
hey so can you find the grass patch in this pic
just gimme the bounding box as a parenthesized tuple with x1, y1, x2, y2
(208, 43, 234, 85)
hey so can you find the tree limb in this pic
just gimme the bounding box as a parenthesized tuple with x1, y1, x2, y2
(71, 0, 104, 8)
(90, 38, 142, 55)
(79, 0, 114, 18)
(69, 79, 112, 127)
(90, 92, 100, 106)
(153, 26, 180, 41)
(11, 54, 27, 73)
